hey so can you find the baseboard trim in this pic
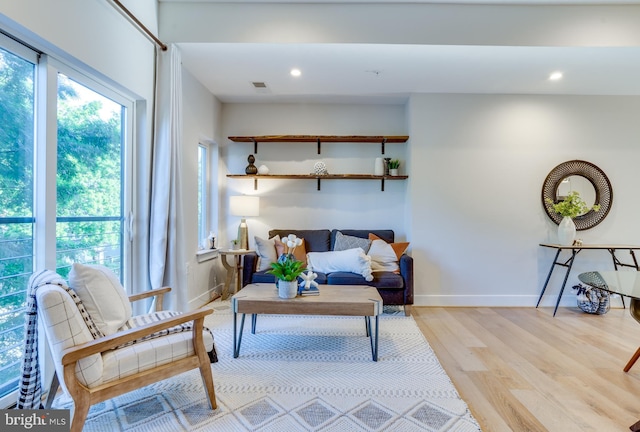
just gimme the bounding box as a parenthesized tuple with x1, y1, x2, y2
(413, 293, 625, 308)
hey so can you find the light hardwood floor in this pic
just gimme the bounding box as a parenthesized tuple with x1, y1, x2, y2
(412, 305, 640, 432)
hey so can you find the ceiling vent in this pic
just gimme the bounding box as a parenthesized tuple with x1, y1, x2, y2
(252, 82, 267, 88)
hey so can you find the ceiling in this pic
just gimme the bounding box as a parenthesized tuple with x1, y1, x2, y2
(173, 1, 640, 104)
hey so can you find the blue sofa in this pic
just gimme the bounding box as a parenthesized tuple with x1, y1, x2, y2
(242, 229, 413, 315)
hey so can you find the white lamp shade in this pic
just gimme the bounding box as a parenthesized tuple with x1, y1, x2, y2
(230, 195, 260, 217)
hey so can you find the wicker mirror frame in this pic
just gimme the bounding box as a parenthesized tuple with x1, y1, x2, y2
(541, 160, 613, 231)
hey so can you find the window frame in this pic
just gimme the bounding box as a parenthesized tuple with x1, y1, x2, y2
(0, 33, 135, 407)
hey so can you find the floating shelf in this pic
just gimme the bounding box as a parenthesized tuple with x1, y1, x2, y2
(228, 135, 409, 154)
(226, 173, 408, 191)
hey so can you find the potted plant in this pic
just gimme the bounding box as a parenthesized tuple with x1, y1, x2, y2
(388, 159, 400, 176)
(267, 234, 306, 298)
(545, 191, 600, 245)
(230, 239, 240, 250)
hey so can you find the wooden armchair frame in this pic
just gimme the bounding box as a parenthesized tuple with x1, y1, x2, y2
(44, 287, 217, 432)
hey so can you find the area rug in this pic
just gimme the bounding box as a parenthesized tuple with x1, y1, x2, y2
(52, 301, 481, 431)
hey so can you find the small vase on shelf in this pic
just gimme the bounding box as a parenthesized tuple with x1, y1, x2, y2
(557, 216, 576, 246)
(389, 168, 399, 176)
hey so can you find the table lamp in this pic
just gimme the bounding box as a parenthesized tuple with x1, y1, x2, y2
(230, 195, 260, 250)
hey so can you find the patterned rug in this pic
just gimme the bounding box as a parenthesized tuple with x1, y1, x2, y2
(52, 301, 481, 431)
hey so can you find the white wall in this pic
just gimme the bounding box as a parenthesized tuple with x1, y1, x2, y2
(408, 93, 640, 307)
(220, 103, 409, 248)
(181, 67, 224, 308)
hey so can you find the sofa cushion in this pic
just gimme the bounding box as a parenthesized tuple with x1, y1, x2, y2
(269, 229, 331, 252)
(307, 248, 373, 281)
(254, 235, 280, 271)
(368, 234, 410, 273)
(251, 269, 328, 285)
(331, 229, 395, 248)
(327, 271, 404, 289)
(333, 231, 372, 253)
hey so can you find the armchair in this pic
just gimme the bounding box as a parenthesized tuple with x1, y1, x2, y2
(19, 269, 217, 432)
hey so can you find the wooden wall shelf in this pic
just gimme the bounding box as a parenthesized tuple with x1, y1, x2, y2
(226, 174, 408, 191)
(228, 135, 409, 154)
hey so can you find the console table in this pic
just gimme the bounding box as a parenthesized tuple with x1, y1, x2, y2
(219, 249, 255, 300)
(536, 243, 640, 316)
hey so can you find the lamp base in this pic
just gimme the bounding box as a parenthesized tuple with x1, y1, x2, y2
(237, 218, 249, 250)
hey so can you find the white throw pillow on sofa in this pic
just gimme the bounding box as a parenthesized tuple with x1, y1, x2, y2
(306, 248, 373, 281)
(68, 263, 132, 335)
(254, 235, 280, 271)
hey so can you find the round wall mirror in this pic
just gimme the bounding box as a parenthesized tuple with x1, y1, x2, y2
(541, 160, 613, 230)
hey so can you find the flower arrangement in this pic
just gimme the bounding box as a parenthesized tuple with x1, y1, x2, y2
(545, 191, 600, 219)
(267, 234, 306, 281)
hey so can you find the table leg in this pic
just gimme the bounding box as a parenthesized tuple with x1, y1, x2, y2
(233, 313, 246, 358)
(221, 255, 235, 300)
(367, 315, 379, 362)
(251, 314, 257, 334)
(624, 298, 640, 372)
(552, 249, 578, 316)
(364, 316, 370, 337)
(537, 249, 561, 308)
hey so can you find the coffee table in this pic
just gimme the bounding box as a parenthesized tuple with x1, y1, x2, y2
(231, 283, 384, 361)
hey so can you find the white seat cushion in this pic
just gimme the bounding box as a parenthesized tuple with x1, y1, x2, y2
(101, 330, 214, 386)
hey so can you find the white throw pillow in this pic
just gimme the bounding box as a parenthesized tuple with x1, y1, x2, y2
(306, 248, 373, 281)
(68, 263, 132, 335)
(368, 239, 400, 272)
(254, 235, 280, 271)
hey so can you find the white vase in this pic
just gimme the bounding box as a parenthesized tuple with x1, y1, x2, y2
(389, 168, 399, 176)
(374, 158, 384, 176)
(277, 280, 298, 299)
(558, 216, 576, 246)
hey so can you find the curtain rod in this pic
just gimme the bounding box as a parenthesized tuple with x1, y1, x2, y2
(109, 0, 168, 51)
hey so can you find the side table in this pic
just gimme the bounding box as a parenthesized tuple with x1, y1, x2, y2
(219, 249, 255, 300)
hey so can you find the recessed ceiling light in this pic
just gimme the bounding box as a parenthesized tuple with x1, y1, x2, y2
(549, 72, 563, 81)
(290, 68, 301, 77)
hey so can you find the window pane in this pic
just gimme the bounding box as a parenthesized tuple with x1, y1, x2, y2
(0, 47, 35, 398)
(56, 75, 124, 280)
(198, 144, 207, 247)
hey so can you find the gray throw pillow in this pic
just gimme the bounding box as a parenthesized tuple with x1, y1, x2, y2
(334, 231, 372, 253)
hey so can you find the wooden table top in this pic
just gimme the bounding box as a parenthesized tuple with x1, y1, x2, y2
(232, 283, 383, 317)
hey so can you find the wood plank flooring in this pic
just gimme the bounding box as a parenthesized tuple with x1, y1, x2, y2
(412, 305, 640, 431)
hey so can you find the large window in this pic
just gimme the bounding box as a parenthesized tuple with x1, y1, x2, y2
(198, 144, 208, 248)
(0, 42, 36, 402)
(0, 36, 132, 404)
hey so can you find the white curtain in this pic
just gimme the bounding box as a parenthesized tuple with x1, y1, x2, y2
(149, 44, 186, 311)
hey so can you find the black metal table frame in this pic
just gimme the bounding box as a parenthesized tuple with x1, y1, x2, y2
(536, 244, 640, 316)
(233, 311, 380, 361)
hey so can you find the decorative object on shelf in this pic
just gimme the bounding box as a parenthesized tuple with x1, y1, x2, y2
(313, 161, 328, 175)
(388, 159, 400, 176)
(541, 160, 613, 231)
(267, 238, 306, 299)
(230, 195, 260, 249)
(257, 164, 269, 175)
(245, 154, 258, 174)
(230, 239, 240, 250)
(374, 157, 384, 176)
(545, 191, 600, 245)
(384, 157, 391, 175)
(207, 231, 216, 249)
